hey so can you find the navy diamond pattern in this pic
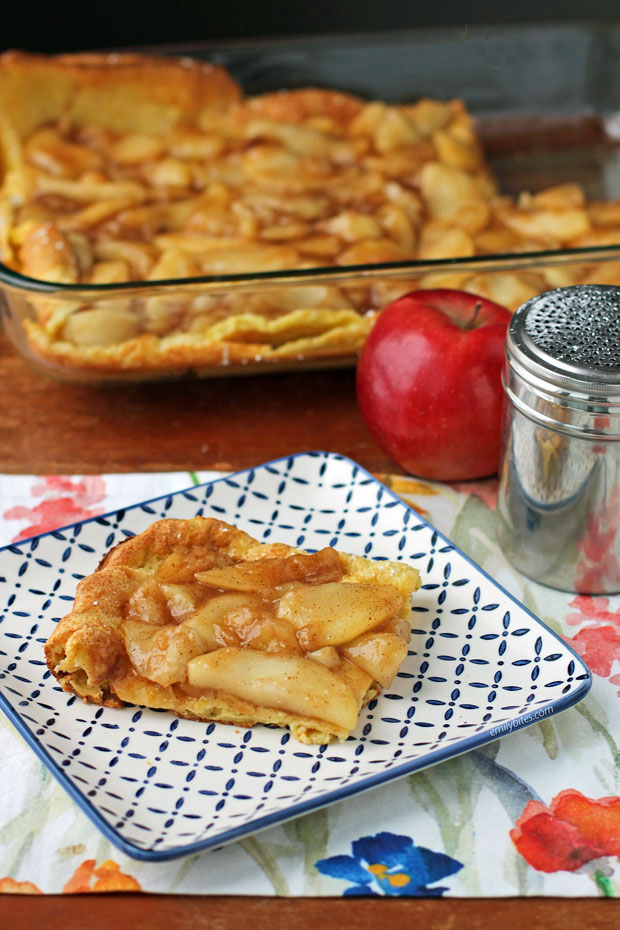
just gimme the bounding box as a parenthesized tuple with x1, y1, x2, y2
(0, 452, 590, 861)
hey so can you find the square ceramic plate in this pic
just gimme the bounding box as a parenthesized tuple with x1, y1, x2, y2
(0, 452, 591, 861)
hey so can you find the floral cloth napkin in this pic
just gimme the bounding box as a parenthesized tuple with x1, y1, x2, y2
(0, 469, 619, 897)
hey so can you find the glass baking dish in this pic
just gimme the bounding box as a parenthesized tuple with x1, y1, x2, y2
(3, 22, 620, 383)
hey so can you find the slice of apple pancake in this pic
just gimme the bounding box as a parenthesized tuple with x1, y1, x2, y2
(44, 516, 420, 744)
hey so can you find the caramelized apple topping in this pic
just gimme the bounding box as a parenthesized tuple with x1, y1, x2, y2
(194, 546, 343, 591)
(45, 517, 420, 743)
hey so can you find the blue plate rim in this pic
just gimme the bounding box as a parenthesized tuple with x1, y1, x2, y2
(0, 451, 592, 862)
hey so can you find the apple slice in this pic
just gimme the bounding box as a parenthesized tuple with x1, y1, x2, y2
(161, 583, 198, 621)
(278, 581, 403, 650)
(340, 657, 374, 704)
(122, 619, 206, 687)
(127, 579, 170, 626)
(382, 615, 412, 643)
(194, 548, 343, 592)
(306, 645, 341, 669)
(184, 592, 265, 649)
(186, 647, 359, 730)
(342, 631, 408, 688)
(184, 593, 301, 655)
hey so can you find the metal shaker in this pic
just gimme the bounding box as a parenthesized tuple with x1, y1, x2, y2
(497, 284, 620, 594)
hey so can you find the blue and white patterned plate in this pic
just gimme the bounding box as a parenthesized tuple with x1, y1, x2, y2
(0, 452, 591, 861)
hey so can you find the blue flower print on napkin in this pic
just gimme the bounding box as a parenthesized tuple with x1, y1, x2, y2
(315, 831, 463, 896)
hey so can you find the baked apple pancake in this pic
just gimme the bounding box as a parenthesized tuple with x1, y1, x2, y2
(4, 50, 609, 379)
(44, 517, 420, 744)
(0, 50, 493, 375)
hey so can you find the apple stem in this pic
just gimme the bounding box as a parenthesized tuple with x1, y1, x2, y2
(464, 301, 483, 329)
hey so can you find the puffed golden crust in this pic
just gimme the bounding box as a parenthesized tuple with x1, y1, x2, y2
(0, 50, 241, 149)
(22, 308, 376, 376)
(45, 517, 420, 744)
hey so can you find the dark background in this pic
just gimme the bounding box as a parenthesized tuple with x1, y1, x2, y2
(4, 0, 620, 53)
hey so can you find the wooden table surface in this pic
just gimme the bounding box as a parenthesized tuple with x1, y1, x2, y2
(0, 331, 615, 928)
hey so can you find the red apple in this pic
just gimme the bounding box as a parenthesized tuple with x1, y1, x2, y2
(356, 288, 512, 481)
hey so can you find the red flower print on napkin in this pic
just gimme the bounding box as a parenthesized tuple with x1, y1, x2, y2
(62, 858, 141, 893)
(563, 596, 620, 694)
(0, 877, 43, 894)
(0, 858, 141, 895)
(3, 475, 106, 542)
(565, 595, 620, 629)
(511, 789, 620, 873)
(565, 626, 620, 678)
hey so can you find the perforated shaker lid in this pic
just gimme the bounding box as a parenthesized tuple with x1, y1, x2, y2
(507, 284, 620, 396)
